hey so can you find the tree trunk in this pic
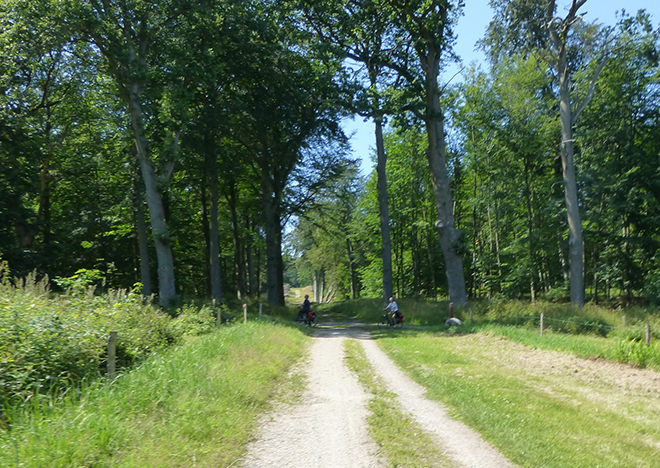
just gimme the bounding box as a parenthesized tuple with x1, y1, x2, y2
(374, 112, 394, 303)
(127, 90, 177, 307)
(422, 51, 467, 305)
(245, 215, 255, 297)
(133, 175, 152, 296)
(201, 185, 211, 295)
(227, 182, 246, 299)
(558, 53, 585, 307)
(207, 152, 223, 304)
(346, 237, 356, 299)
(313, 271, 320, 303)
(261, 166, 284, 306)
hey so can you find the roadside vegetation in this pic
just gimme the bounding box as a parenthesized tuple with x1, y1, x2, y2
(322, 298, 660, 370)
(0, 265, 228, 423)
(373, 330, 660, 468)
(343, 339, 451, 468)
(0, 321, 308, 467)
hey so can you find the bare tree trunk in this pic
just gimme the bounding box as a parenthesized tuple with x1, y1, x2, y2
(227, 182, 246, 299)
(127, 90, 177, 307)
(207, 153, 222, 304)
(558, 70, 584, 306)
(201, 186, 211, 295)
(261, 166, 284, 306)
(245, 215, 255, 297)
(374, 112, 394, 303)
(423, 50, 467, 305)
(422, 206, 437, 298)
(133, 176, 152, 296)
(346, 237, 356, 299)
(313, 271, 320, 303)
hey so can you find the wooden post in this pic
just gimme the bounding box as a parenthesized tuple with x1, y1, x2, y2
(259, 302, 262, 318)
(107, 331, 117, 379)
(243, 303, 247, 324)
(622, 315, 626, 328)
(449, 302, 454, 318)
(646, 324, 651, 346)
(540, 313, 544, 337)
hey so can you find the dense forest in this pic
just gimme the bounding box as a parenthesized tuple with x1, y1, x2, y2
(1, 0, 659, 308)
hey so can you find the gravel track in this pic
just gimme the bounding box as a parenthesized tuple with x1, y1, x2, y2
(242, 324, 518, 467)
(241, 326, 380, 468)
(359, 333, 519, 468)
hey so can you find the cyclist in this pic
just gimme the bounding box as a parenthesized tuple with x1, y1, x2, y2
(384, 297, 403, 327)
(299, 294, 312, 323)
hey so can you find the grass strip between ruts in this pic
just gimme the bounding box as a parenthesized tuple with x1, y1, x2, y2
(343, 338, 452, 468)
(0, 321, 308, 468)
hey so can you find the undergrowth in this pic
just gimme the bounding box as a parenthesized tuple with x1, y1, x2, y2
(0, 322, 308, 467)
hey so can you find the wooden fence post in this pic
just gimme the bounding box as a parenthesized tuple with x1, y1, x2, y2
(622, 315, 626, 328)
(540, 313, 544, 337)
(646, 324, 651, 346)
(243, 303, 247, 324)
(107, 331, 117, 379)
(259, 302, 262, 318)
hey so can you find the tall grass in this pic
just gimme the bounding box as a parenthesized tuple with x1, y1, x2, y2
(0, 321, 308, 467)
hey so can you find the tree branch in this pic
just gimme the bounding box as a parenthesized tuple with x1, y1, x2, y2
(572, 53, 609, 125)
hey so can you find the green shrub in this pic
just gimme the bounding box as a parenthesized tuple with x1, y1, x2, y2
(0, 264, 223, 422)
(168, 304, 219, 337)
(612, 339, 660, 368)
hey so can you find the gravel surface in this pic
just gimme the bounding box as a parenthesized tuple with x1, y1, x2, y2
(242, 324, 520, 467)
(242, 326, 381, 468)
(359, 334, 519, 468)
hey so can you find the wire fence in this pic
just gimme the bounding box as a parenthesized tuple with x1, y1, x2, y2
(477, 312, 654, 345)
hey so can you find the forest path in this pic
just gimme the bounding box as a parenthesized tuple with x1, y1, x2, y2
(241, 323, 518, 468)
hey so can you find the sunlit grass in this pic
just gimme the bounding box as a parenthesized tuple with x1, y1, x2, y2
(375, 330, 660, 468)
(0, 321, 308, 467)
(343, 339, 451, 468)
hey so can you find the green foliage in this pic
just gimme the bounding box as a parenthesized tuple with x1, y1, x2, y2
(613, 339, 660, 368)
(0, 322, 308, 466)
(0, 266, 233, 422)
(52, 269, 105, 292)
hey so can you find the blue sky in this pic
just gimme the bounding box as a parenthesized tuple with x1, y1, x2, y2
(343, 0, 660, 176)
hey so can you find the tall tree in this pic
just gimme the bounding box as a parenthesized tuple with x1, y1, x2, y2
(52, 0, 197, 306)
(484, 0, 611, 306)
(301, 0, 402, 302)
(384, 0, 468, 304)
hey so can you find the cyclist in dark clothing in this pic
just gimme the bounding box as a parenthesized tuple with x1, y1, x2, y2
(299, 294, 312, 322)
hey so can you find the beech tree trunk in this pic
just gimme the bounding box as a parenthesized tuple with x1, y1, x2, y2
(261, 165, 285, 306)
(207, 152, 223, 304)
(422, 51, 468, 305)
(127, 89, 177, 307)
(133, 176, 152, 296)
(548, 0, 589, 307)
(346, 237, 356, 299)
(374, 112, 394, 303)
(227, 182, 246, 299)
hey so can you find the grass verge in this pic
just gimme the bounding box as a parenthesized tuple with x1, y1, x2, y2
(374, 330, 660, 468)
(343, 339, 451, 468)
(0, 321, 308, 467)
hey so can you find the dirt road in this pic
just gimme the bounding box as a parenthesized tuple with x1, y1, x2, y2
(242, 325, 518, 468)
